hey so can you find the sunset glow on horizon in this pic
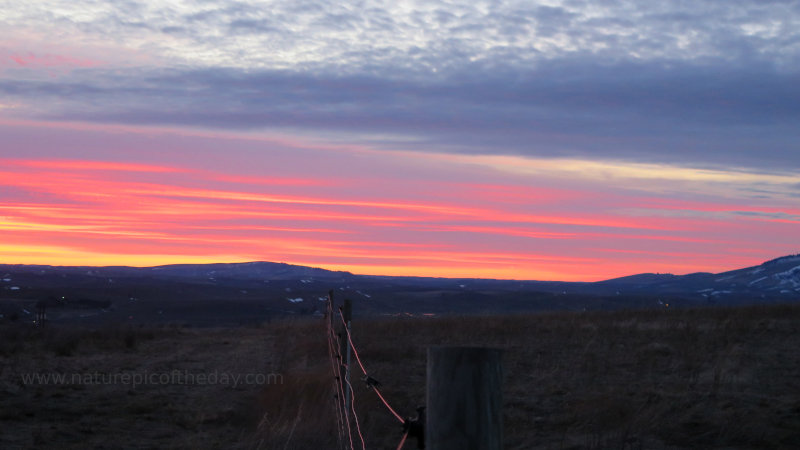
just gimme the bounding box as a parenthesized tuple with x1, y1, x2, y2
(2, 1, 798, 281)
(2, 120, 797, 281)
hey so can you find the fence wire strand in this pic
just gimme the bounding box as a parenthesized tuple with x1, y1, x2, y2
(328, 299, 409, 450)
(396, 430, 409, 450)
(343, 370, 367, 450)
(338, 312, 405, 424)
(326, 319, 347, 449)
(327, 301, 355, 450)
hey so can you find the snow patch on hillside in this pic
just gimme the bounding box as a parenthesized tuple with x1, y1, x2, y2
(774, 265, 800, 278)
(774, 265, 800, 288)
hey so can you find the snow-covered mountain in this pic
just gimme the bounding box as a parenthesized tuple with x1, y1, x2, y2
(700, 254, 800, 297)
(598, 254, 800, 301)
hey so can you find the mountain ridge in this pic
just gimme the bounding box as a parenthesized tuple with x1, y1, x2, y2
(1, 255, 798, 325)
(2, 254, 799, 286)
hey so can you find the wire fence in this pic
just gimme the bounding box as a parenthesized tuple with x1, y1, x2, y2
(325, 294, 415, 450)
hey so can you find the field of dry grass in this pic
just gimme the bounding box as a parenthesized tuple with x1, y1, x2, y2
(2, 303, 800, 449)
(0, 324, 273, 449)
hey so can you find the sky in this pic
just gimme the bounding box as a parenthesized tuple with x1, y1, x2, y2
(1, 0, 798, 281)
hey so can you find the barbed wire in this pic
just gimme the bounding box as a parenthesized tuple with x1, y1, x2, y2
(332, 305, 367, 450)
(326, 297, 412, 450)
(325, 325, 344, 448)
(343, 370, 367, 450)
(338, 312, 406, 424)
(326, 321, 348, 448)
(326, 301, 354, 450)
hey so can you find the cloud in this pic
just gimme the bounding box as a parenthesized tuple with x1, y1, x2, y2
(4, 52, 102, 69)
(733, 210, 800, 222)
(2, 152, 795, 279)
(4, 0, 799, 72)
(2, 0, 799, 171)
(2, 57, 799, 171)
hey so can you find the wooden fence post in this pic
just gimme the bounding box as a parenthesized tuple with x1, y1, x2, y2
(426, 346, 503, 450)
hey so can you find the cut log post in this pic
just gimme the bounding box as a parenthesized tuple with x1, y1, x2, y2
(426, 346, 503, 450)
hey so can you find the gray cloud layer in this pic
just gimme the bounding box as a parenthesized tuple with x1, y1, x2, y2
(8, 0, 798, 73)
(2, 0, 799, 170)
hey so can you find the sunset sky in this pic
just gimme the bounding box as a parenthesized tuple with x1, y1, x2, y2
(1, 0, 798, 281)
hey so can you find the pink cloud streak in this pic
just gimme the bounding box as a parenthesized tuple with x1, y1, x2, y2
(4, 51, 103, 70)
(0, 137, 796, 281)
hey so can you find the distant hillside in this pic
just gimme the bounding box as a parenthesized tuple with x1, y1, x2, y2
(596, 254, 800, 301)
(1, 255, 798, 326)
(0, 261, 354, 281)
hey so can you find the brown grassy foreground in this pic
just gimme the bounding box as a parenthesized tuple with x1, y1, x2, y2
(2, 304, 800, 449)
